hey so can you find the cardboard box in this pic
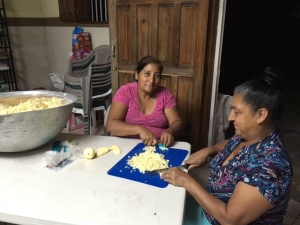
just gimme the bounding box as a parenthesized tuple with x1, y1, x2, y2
(78, 32, 92, 50)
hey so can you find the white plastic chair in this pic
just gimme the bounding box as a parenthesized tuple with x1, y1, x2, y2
(89, 62, 112, 130)
(103, 104, 111, 136)
(64, 45, 111, 134)
(90, 88, 112, 129)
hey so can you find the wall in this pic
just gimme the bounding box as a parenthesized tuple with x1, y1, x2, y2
(4, 0, 110, 90)
(4, 0, 58, 17)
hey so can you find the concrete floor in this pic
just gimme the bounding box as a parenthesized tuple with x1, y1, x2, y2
(280, 122, 300, 204)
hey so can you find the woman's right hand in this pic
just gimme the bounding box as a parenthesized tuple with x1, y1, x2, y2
(138, 126, 158, 146)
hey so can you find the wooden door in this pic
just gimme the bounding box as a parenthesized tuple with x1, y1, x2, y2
(109, 0, 214, 151)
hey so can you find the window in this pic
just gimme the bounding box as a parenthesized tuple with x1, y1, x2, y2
(58, 0, 108, 24)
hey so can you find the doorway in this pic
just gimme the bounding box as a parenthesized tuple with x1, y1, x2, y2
(213, 0, 300, 202)
(219, 0, 300, 95)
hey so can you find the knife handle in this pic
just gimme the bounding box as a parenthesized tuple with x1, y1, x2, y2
(178, 163, 190, 170)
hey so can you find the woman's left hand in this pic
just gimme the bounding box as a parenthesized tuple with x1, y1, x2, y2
(160, 167, 189, 187)
(160, 131, 174, 146)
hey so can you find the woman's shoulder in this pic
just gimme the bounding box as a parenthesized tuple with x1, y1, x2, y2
(254, 131, 292, 169)
(120, 82, 137, 89)
(157, 85, 170, 92)
(114, 82, 137, 103)
(156, 86, 177, 107)
(156, 85, 174, 98)
(261, 131, 284, 151)
(117, 82, 137, 94)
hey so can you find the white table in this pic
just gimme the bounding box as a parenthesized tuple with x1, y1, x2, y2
(0, 133, 191, 225)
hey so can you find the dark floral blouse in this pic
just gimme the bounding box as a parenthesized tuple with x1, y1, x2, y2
(205, 131, 293, 225)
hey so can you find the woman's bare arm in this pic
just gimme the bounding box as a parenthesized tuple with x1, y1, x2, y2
(162, 169, 272, 225)
(160, 106, 183, 146)
(106, 102, 157, 145)
(106, 102, 143, 136)
(186, 178, 272, 225)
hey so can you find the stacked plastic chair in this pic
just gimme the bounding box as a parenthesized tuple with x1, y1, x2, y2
(64, 45, 111, 134)
(89, 63, 112, 131)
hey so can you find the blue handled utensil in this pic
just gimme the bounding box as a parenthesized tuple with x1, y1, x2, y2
(157, 142, 168, 150)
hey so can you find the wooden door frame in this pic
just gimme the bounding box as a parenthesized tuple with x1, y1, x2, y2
(108, 0, 222, 152)
(190, 0, 223, 151)
(207, 0, 227, 146)
(108, 0, 119, 96)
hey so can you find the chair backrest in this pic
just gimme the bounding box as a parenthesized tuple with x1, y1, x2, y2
(103, 104, 111, 136)
(90, 63, 111, 97)
(94, 45, 110, 64)
(64, 45, 111, 134)
(89, 61, 112, 114)
(66, 45, 110, 76)
(213, 93, 232, 144)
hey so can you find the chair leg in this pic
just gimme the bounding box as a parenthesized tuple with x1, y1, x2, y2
(65, 113, 76, 133)
(103, 128, 110, 136)
(65, 120, 70, 133)
(91, 109, 96, 127)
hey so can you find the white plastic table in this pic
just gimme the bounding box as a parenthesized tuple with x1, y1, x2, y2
(0, 133, 191, 225)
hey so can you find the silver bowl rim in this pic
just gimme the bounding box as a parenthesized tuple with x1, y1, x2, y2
(0, 90, 77, 116)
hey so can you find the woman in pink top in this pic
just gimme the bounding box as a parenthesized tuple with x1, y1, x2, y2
(106, 56, 183, 146)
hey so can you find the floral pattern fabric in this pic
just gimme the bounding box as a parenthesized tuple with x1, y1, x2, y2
(205, 131, 293, 224)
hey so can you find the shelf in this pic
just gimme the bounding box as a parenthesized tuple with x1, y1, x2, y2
(0, 0, 17, 91)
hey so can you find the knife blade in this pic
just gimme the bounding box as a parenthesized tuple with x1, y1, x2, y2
(147, 164, 190, 176)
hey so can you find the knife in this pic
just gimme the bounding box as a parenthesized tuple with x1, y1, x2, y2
(157, 142, 168, 150)
(147, 164, 190, 176)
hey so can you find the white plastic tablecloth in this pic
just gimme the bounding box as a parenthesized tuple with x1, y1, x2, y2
(0, 133, 191, 225)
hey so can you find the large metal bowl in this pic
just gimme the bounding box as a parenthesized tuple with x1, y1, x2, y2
(0, 91, 77, 152)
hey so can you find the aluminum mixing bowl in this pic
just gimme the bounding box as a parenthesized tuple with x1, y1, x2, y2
(0, 91, 77, 152)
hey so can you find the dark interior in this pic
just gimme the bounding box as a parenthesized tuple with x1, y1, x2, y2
(219, 0, 300, 202)
(219, 0, 300, 96)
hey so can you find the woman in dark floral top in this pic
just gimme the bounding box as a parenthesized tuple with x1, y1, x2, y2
(161, 67, 293, 225)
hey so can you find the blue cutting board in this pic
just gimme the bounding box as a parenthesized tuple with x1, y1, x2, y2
(107, 143, 189, 188)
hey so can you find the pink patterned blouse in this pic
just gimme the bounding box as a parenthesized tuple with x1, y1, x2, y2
(113, 82, 177, 139)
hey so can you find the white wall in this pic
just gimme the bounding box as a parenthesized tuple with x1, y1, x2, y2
(9, 26, 109, 90)
(4, 0, 59, 17)
(5, 0, 110, 90)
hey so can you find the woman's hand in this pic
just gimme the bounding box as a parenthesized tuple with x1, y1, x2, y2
(160, 130, 174, 147)
(138, 127, 158, 146)
(184, 148, 210, 169)
(160, 167, 190, 187)
(185, 141, 228, 169)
